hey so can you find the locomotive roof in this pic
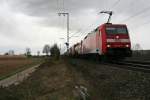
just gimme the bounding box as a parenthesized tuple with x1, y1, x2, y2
(83, 23, 127, 40)
(102, 23, 127, 26)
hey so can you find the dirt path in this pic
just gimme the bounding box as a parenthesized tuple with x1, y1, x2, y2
(0, 64, 40, 87)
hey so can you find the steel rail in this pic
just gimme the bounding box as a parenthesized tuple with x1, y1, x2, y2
(107, 60, 150, 73)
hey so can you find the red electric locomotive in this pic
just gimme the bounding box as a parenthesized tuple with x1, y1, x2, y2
(69, 11, 132, 58)
(81, 23, 132, 57)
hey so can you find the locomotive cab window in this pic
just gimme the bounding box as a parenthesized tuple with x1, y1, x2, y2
(106, 27, 128, 34)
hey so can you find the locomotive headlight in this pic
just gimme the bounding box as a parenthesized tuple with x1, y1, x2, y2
(126, 44, 129, 47)
(107, 44, 111, 48)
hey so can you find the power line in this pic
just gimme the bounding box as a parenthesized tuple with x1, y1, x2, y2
(68, 0, 123, 44)
(122, 0, 136, 13)
(62, 0, 65, 12)
(70, 12, 110, 40)
(110, 0, 121, 10)
(57, 0, 62, 13)
(71, 0, 122, 38)
(130, 19, 150, 30)
(56, 0, 58, 11)
(70, 18, 99, 38)
(70, 29, 82, 37)
(75, 11, 114, 37)
(120, 5, 150, 23)
(56, 0, 59, 12)
(57, 0, 66, 32)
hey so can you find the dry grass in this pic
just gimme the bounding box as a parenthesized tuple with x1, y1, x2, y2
(0, 58, 88, 100)
(0, 56, 41, 79)
(0, 55, 26, 60)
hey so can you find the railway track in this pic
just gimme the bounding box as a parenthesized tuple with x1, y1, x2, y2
(108, 60, 150, 73)
(70, 57, 150, 73)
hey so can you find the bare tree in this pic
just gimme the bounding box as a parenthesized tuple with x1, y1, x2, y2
(8, 50, 15, 55)
(4, 52, 9, 55)
(133, 43, 142, 50)
(37, 51, 40, 56)
(50, 44, 60, 60)
(26, 48, 31, 57)
(43, 44, 50, 56)
(133, 43, 143, 56)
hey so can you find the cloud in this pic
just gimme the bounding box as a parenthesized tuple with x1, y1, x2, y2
(0, 1, 66, 54)
(0, 1, 19, 36)
(0, 0, 149, 55)
(7, 0, 58, 17)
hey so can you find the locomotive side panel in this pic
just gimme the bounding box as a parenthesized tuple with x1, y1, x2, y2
(96, 25, 106, 55)
(82, 32, 97, 55)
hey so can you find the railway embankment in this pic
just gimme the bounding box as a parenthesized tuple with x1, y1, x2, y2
(69, 58, 150, 100)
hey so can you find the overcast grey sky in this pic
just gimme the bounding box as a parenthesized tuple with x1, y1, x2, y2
(0, 0, 150, 54)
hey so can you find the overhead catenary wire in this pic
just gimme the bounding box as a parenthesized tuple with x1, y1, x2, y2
(110, 0, 121, 10)
(57, 0, 63, 29)
(70, 20, 100, 40)
(70, 17, 99, 38)
(57, 0, 66, 34)
(56, 0, 59, 12)
(57, 0, 150, 50)
(57, 0, 61, 31)
(70, 0, 122, 39)
(107, 1, 150, 31)
(120, 5, 150, 23)
(70, 10, 111, 38)
(116, 4, 150, 32)
(62, 0, 65, 12)
(63, 0, 138, 47)
(71, 11, 114, 38)
(57, 0, 67, 51)
(69, 29, 82, 37)
(130, 18, 150, 30)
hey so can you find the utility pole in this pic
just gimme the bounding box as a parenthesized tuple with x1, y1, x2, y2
(58, 12, 69, 54)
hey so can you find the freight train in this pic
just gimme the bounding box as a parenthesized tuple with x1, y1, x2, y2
(69, 23, 132, 59)
(68, 11, 132, 59)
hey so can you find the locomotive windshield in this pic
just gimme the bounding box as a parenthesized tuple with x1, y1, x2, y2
(106, 27, 128, 34)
